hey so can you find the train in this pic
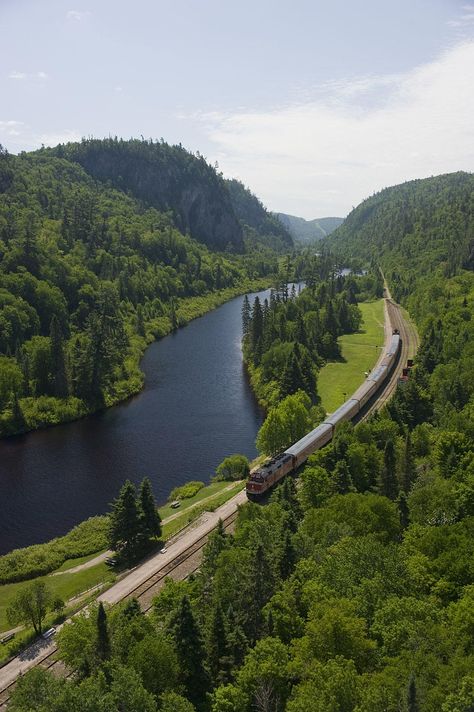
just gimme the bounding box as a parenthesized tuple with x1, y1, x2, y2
(246, 327, 402, 498)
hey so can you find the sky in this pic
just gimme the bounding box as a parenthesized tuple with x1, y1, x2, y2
(1, 0, 473, 217)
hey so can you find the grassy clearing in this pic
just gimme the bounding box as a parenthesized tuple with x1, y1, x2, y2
(318, 299, 385, 413)
(0, 562, 114, 634)
(159, 480, 239, 520)
(161, 480, 245, 540)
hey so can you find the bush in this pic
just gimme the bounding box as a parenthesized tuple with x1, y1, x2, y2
(214, 454, 250, 481)
(0, 516, 109, 584)
(169, 481, 205, 501)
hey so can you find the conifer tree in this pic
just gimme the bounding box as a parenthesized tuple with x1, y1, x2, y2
(334, 460, 354, 495)
(108, 480, 142, 561)
(241, 294, 251, 339)
(251, 297, 264, 364)
(170, 596, 209, 708)
(247, 543, 274, 643)
(201, 518, 228, 578)
(407, 674, 419, 712)
(280, 346, 306, 397)
(206, 603, 230, 685)
(398, 491, 410, 530)
(50, 315, 69, 398)
(138, 477, 162, 542)
(96, 602, 110, 662)
(401, 432, 415, 493)
(279, 530, 297, 580)
(380, 440, 398, 500)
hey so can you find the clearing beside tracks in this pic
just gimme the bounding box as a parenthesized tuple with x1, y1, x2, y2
(318, 299, 385, 413)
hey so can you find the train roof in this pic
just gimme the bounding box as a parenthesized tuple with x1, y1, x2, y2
(285, 422, 333, 458)
(324, 398, 359, 426)
(368, 363, 388, 382)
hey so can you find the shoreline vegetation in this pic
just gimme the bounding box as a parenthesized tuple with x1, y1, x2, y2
(0, 477, 246, 660)
(1, 277, 273, 440)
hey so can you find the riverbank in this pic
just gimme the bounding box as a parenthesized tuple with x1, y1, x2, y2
(4, 277, 273, 440)
(0, 477, 245, 661)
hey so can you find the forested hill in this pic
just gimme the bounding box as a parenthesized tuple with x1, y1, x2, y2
(277, 212, 344, 244)
(45, 138, 244, 252)
(0, 144, 281, 437)
(226, 179, 293, 252)
(327, 171, 474, 289)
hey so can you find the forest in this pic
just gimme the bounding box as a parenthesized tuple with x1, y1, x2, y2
(0, 141, 290, 437)
(4, 170, 474, 711)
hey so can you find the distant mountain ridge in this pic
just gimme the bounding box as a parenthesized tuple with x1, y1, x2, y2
(276, 213, 344, 244)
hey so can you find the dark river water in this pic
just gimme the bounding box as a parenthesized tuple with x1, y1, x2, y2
(0, 288, 273, 555)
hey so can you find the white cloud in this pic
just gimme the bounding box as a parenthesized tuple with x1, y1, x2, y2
(38, 129, 83, 147)
(448, 4, 474, 28)
(199, 41, 474, 217)
(0, 120, 24, 137)
(8, 71, 48, 81)
(67, 10, 90, 21)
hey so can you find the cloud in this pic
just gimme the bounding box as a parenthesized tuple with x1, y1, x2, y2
(8, 71, 48, 81)
(37, 129, 83, 146)
(199, 41, 474, 217)
(67, 10, 90, 21)
(447, 4, 474, 30)
(0, 120, 24, 137)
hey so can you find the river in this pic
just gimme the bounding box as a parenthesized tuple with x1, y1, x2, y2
(0, 287, 274, 555)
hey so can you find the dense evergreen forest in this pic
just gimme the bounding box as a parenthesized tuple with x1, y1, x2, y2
(5, 171, 474, 711)
(0, 140, 291, 437)
(241, 266, 381, 413)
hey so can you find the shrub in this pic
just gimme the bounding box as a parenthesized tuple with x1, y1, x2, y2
(214, 454, 250, 481)
(169, 481, 205, 501)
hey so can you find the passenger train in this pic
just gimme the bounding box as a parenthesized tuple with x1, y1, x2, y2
(246, 326, 401, 498)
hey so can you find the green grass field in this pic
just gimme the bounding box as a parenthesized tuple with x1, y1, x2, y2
(318, 299, 385, 413)
(0, 562, 114, 634)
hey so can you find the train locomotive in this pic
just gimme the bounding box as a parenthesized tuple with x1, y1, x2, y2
(246, 329, 401, 498)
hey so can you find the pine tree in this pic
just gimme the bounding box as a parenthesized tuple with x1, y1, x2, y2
(401, 432, 415, 493)
(398, 491, 410, 530)
(201, 518, 228, 578)
(280, 346, 306, 397)
(138, 477, 162, 542)
(380, 440, 398, 500)
(246, 543, 274, 643)
(11, 391, 25, 431)
(407, 674, 419, 712)
(279, 530, 297, 580)
(334, 460, 354, 495)
(251, 297, 264, 364)
(136, 305, 146, 337)
(96, 602, 110, 662)
(206, 603, 230, 686)
(241, 294, 251, 339)
(108, 480, 142, 561)
(49, 316, 69, 398)
(170, 596, 210, 708)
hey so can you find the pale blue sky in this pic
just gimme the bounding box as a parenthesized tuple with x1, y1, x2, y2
(1, 0, 473, 216)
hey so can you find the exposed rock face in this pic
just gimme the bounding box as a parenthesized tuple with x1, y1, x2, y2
(50, 138, 244, 252)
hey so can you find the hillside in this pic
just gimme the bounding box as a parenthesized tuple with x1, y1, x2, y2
(46, 138, 244, 252)
(0, 144, 280, 437)
(226, 179, 293, 252)
(327, 171, 474, 291)
(276, 212, 344, 244)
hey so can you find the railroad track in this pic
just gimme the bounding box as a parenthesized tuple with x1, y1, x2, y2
(0, 293, 418, 708)
(360, 297, 419, 420)
(0, 511, 238, 709)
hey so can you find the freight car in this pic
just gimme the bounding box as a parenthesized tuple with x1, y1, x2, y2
(246, 330, 401, 498)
